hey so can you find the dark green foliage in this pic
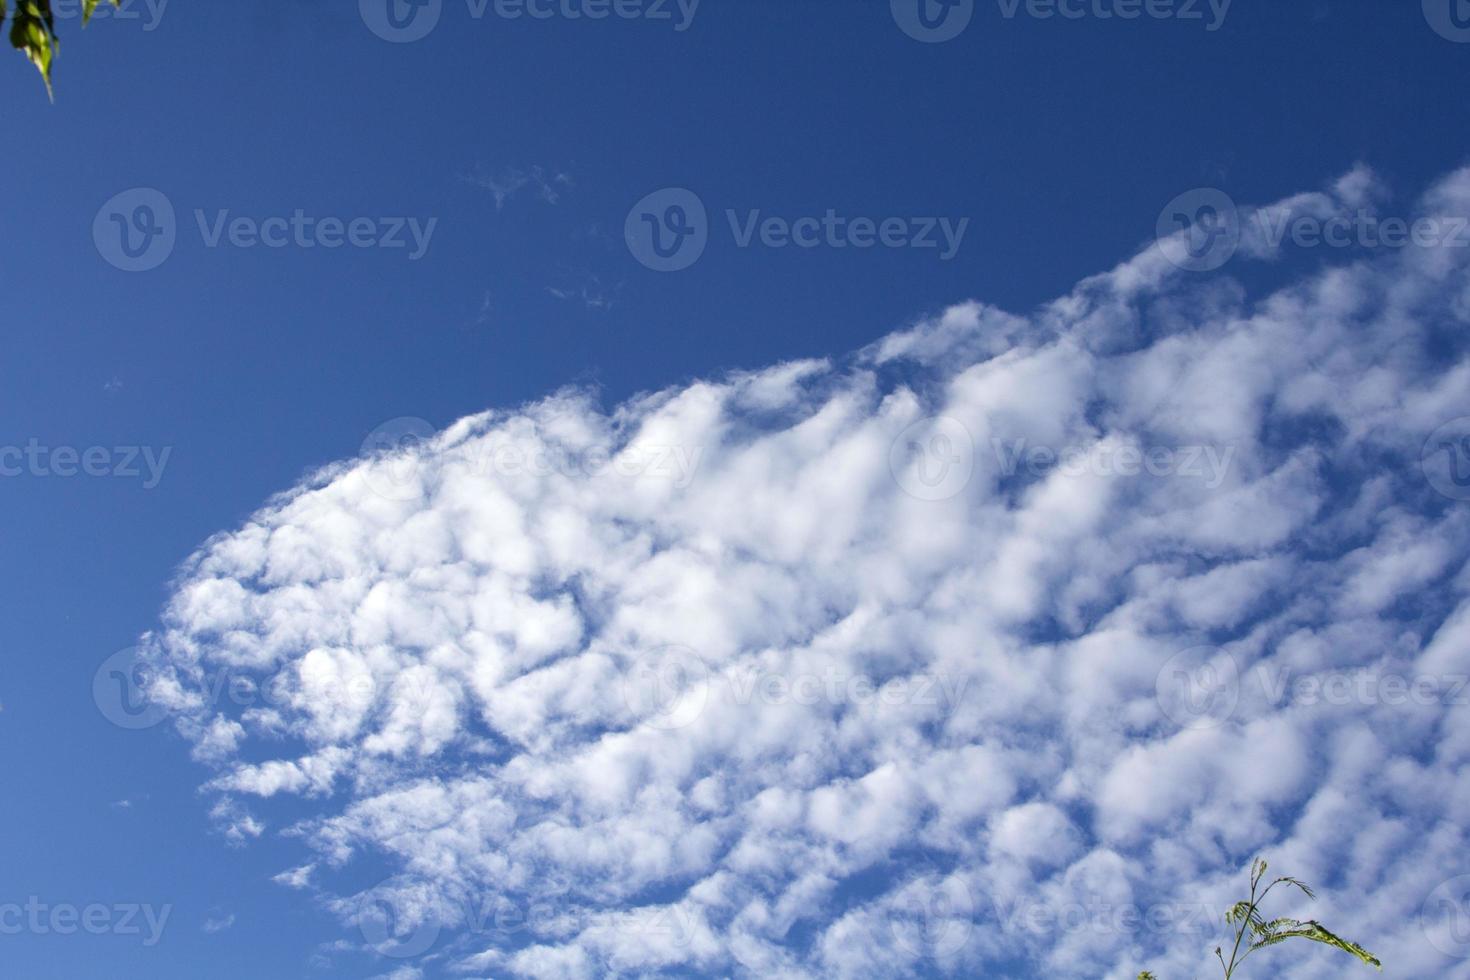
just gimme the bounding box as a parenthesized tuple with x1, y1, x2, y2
(1139, 858, 1381, 979)
(4, 0, 118, 96)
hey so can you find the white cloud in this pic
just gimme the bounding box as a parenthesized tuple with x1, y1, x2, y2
(463, 164, 571, 210)
(203, 910, 236, 934)
(136, 166, 1470, 979)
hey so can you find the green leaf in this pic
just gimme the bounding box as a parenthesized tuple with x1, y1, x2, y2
(81, 0, 120, 26)
(1250, 921, 1382, 971)
(9, 0, 57, 97)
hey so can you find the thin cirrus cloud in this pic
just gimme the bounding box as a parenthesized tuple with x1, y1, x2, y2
(133, 165, 1470, 978)
(462, 164, 573, 211)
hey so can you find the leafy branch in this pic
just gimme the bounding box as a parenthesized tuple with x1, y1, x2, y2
(4, 0, 118, 96)
(1139, 858, 1381, 980)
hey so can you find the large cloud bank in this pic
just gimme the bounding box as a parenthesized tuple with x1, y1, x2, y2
(138, 166, 1470, 979)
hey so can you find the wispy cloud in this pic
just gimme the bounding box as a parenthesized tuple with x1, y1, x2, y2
(137, 165, 1470, 979)
(462, 164, 572, 211)
(203, 910, 236, 934)
(545, 270, 621, 311)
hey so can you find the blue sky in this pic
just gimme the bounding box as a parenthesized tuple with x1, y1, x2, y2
(4, 2, 1470, 978)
